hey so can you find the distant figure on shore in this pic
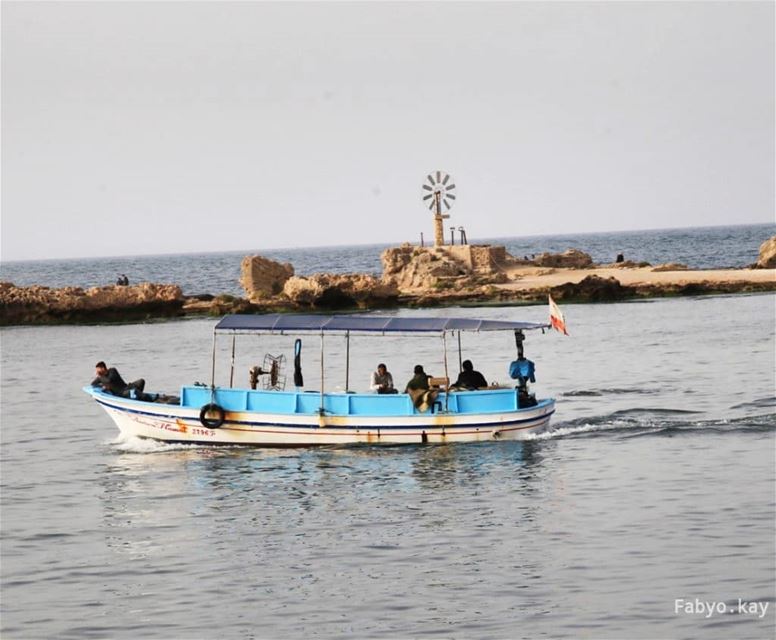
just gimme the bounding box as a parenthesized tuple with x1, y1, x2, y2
(116, 274, 129, 286)
(370, 363, 397, 394)
(453, 360, 488, 390)
(615, 253, 624, 263)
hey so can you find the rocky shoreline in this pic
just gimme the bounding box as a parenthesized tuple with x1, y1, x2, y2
(2, 237, 775, 326)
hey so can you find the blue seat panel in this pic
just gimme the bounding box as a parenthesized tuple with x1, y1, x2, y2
(180, 386, 521, 417)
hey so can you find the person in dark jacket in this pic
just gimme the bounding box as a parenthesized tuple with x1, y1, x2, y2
(453, 360, 488, 390)
(91, 361, 146, 398)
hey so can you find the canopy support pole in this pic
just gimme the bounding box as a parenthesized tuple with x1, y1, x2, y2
(210, 330, 217, 389)
(442, 331, 450, 412)
(457, 330, 462, 372)
(345, 330, 350, 392)
(210, 329, 216, 404)
(514, 329, 525, 360)
(319, 331, 325, 415)
(229, 333, 236, 388)
(514, 329, 528, 399)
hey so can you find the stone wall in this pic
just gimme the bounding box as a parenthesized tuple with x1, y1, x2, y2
(436, 245, 507, 272)
(470, 245, 507, 272)
(240, 255, 295, 301)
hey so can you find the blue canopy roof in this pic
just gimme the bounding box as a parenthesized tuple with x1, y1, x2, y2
(215, 314, 549, 334)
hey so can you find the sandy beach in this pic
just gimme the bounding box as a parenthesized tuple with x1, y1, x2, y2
(500, 265, 776, 291)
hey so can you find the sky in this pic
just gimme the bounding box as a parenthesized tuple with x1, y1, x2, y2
(1, 1, 774, 261)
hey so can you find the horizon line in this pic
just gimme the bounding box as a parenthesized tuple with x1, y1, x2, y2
(1, 221, 773, 265)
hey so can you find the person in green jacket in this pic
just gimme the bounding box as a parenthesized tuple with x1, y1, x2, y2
(404, 364, 437, 411)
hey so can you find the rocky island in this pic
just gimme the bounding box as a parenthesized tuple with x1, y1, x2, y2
(2, 237, 775, 326)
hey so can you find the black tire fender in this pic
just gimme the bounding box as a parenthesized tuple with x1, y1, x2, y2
(199, 403, 225, 429)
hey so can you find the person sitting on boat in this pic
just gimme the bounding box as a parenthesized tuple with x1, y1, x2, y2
(370, 363, 397, 394)
(404, 364, 437, 411)
(405, 364, 429, 393)
(452, 359, 488, 390)
(91, 361, 147, 400)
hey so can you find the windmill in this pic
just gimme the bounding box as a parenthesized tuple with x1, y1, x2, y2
(421, 171, 456, 246)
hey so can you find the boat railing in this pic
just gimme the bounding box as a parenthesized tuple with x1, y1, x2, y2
(179, 385, 540, 417)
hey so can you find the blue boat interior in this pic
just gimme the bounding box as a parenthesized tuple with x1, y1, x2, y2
(179, 385, 548, 417)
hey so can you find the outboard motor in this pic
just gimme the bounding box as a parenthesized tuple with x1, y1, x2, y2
(509, 358, 535, 384)
(509, 330, 538, 407)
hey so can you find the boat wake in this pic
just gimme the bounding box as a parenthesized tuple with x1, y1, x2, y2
(729, 396, 776, 411)
(524, 421, 618, 440)
(527, 410, 776, 441)
(107, 433, 202, 454)
(560, 387, 654, 397)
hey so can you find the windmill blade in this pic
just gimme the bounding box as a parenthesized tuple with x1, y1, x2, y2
(421, 171, 456, 212)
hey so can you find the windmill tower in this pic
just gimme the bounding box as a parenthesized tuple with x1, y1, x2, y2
(421, 171, 456, 246)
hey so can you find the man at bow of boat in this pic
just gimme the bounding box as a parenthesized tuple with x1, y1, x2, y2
(91, 361, 147, 399)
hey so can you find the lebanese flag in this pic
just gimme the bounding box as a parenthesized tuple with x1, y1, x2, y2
(549, 295, 568, 335)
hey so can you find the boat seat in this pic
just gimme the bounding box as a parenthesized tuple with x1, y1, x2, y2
(428, 377, 449, 390)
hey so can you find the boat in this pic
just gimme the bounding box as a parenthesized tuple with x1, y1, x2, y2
(83, 313, 559, 446)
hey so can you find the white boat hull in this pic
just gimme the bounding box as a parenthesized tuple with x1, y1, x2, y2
(92, 392, 555, 446)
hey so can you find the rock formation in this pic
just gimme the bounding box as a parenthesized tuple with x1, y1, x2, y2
(756, 236, 776, 269)
(381, 244, 509, 291)
(533, 248, 593, 268)
(3, 238, 774, 326)
(651, 262, 689, 272)
(283, 273, 398, 309)
(240, 255, 295, 301)
(603, 259, 652, 268)
(549, 275, 631, 302)
(0, 282, 184, 325)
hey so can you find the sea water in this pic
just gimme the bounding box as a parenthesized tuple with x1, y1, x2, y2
(1, 291, 774, 639)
